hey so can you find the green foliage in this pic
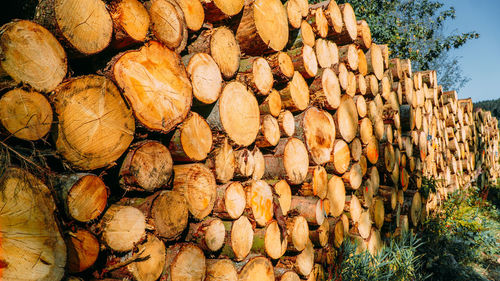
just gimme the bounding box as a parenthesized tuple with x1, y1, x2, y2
(340, 232, 427, 280)
(419, 184, 500, 280)
(315, 0, 479, 91)
(475, 98, 500, 120)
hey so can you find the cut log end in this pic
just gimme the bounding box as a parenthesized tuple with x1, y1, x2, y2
(187, 53, 222, 104)
(101, 205, 146, 252)
(0, 88, 53, 141)
(0, 20, 67, 92)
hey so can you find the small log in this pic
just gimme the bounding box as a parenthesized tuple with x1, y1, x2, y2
(327, 3, 357, 45)
(294, 107, 335, 165)
(263, 138, 309, 185)
(274, 179, 292, 215)
(287, 45, 318, 79)
(108, 0, 150, 48)
(213, 182, 246, 220)
(365, 43, 384, 80)
(237, 56, 274, 95)
(66, 228, 100, 273)
(205, 137, 235, 183)
(278, 110, 296, 137)
(220, 216, 254, 261)
(309, 68, 341, 110)
(55, 173, 108, 222)
(303, 165, 328, 199)
(310, 220, 330, 247)
(324, 0, 343, 35)
(251, 220, 287, 259)
(237, 256, 275, 281)
(0, 20, 67, 92)
(280, 241, 314, 276)
(327, 175, 346, 217)
(146, 0, 187, 52)
(252, 147, 266, 180)
(169, 112, 213, 162)
(326, 139, 351, 174)
(266, 52, 295, 83)
(256, 115, 281, 147)
(342, 162, 363, 190)
(286, 215, 309, 252)
(355, 20, 372, 50)
(207, 81, 260, 146)
(186, 53, 223, 105)
(315, 39, 333, 68)
(334, 95, 359, 142)
(202, 0, 245, 23)
(234, 148, 255, 179)
(100, 205, 146, 252)
(259, 89, 282, 117)
(338, 44, 359, 71)
(186, 217, 226, 252)
(120, 140, 173, 192)
(246, 180, 274, 227)
(350, 137, 363, 161)
(235, 0, 289, 55)
(107, 234, 165, 281)
(290, 196, 325, 226)
(206, 259, 238, 281)
(161, 243, 206, 281)
(173, 163, 217, 220)
(0, 88, 53, 141)
(358, 210, 372, 239)
(175, 0, 204, 31)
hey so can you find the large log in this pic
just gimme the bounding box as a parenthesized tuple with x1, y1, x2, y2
(120, 140, 173, 192)
(235, 0, 289, 55)
(0, 88, 53, 141)
(0, 168, 66, 281)
(237, 256, 275, 281)
(52, 75, 135, 170)
(110, 41, 192, 133)
(34, 0, 113, 56)
(0, 20, 67, 92)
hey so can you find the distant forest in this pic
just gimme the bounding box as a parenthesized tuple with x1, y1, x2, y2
(474, 98, 500, 119)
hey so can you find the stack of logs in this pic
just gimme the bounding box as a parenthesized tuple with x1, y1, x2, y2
(0, 0, 498, 280)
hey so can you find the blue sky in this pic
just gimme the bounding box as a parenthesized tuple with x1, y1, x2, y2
(445, 0, 500, 102)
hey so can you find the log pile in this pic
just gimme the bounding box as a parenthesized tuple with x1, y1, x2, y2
(0, 0, 498, 280)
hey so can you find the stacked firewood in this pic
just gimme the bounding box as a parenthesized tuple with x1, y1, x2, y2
(0, 0, 498, 280)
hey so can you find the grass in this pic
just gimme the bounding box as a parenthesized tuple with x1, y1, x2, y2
(337, 179, 500, 281)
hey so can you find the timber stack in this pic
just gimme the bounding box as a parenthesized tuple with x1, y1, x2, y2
(0, 0, 498, 280)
